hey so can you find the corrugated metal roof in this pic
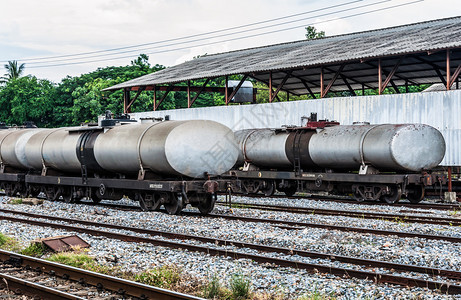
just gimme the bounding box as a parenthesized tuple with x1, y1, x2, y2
(106, 16, 461, 91)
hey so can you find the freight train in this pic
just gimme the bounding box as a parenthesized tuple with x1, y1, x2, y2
(230, 117, 446, 204)
(0, 114, 447, 214)
(0, 115, 239, 214)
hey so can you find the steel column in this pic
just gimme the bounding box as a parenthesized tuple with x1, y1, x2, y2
(378, 59, 382, 95)
(153, 85, 157, 111)
(447, 49, 451, 90)
(187, 81, 191, 108)
(269, 71, 273, 102)
(320, 67, 324, 98)
(123, 88, 130, 114)
(448, 166, 452, 193)
(225, 76, 229, 105)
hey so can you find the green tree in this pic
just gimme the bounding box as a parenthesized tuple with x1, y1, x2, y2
(0, 76, 55, 127)
(1, 61, 26, 84)
(305, 26, 325, 40)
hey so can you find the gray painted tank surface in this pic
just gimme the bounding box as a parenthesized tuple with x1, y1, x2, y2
(93, 120, 238, 178)
(234, 124, 445, 172)
(0, 129, 46, 169)
(24, 128, 82, 172)
(234, 129, 290, 167)
(309, 124, 446, 171)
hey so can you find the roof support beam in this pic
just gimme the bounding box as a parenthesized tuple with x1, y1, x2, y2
(271, 71, 292, 102)
(390, 80, 400, 94)
(449, 63, 461, 88)
(324, 66, 374, 89)
(154, 85, 174, 110)
(379, 57, 402, 94)
(365, 60, 418, 87)
(340, 74, 356, 96)
(189, 78, 210, 107)
(227, 75, 248, 104)
(321, 64, 345, 98)
(301, 80, 317, 99)
(126, 87, 144, 113)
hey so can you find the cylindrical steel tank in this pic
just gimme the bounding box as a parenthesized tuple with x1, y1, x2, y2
(0, 120, 239, 178)
(0, 129, 46, 169)
(24, 128, 82, 173)
(235, 129, 291, 168)
(93, 120, 238, 177)
(235, 124, 446, 172)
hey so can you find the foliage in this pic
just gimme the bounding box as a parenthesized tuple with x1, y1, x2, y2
(0, 60, 26, 83)
(0, 232, 21, 252)
(203, 274, 229, 299)
(20, 242, 47, 257)
(229, 273, 252, 299)
(305, 26, 325, 40)
(48, 251, 96, 268)
(0, 75, 56, 127)
(134, 265, 182, 289)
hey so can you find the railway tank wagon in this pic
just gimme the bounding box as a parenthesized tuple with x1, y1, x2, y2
(231, 120, 446, 204)
(0, 116, 239, 215)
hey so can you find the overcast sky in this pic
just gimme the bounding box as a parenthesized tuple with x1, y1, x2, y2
(1, 0, 460, 83)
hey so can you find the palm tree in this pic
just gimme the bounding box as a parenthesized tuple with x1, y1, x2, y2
(1, 61, 25, 83)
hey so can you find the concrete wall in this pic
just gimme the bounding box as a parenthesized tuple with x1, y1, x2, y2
(128, 90, 461, 166)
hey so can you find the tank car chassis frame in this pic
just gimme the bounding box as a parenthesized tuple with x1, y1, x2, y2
(0, 172, 236, 215)
(227, 170, 444, 204)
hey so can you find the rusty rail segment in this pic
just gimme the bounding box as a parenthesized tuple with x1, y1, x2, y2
(0, 272, 85, 300)
(0, 250, 202, 300)
(216, 201, 461, 226)
(0, 210, 461, 294)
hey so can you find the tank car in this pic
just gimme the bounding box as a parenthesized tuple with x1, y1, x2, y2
(230, 119, 446, 204)
(0, 115, 239, 215)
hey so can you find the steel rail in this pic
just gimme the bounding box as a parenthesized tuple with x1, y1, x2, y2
(4, 209, 461, 280)
(0, 250, 202, 300)
(0, 272, 85, 300)
(216, 201, 461, 226)
(192, 212, 461, 243)
(217, 194, 461, 211)
(0, 209, 461, 293)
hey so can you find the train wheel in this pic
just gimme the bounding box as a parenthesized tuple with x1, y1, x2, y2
(380, 185, 402, 204)
(44, 187, 60, 201)
(164, 193, 184, 215)
(198, 194, 216, 215)
(4, 183, 18, 197)
(282, 186, 297, 197)
(260, 181, 275, 197)
(138, 193, 162, 212)
(407, 185, 425, 204)
(61, 188, 74, 204)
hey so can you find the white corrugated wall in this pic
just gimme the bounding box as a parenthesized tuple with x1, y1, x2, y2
(129, 90, 461, 166)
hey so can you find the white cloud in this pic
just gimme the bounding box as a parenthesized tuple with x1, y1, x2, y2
(0, 0, 460, 82)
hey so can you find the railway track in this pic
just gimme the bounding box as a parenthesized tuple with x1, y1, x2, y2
(220, 193, 461, 211)
(216, 201, 461, 226)
(0, 249, 200, 300)
(0, 208, 461, 294)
